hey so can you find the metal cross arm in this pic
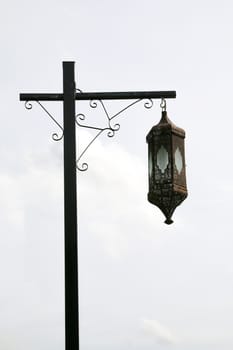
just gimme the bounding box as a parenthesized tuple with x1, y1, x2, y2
(19, 90, 176, 102)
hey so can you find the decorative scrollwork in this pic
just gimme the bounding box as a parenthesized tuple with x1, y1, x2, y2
(144, 98, 154, 109)
(90, 100, 98, 109)
(75, 97, 154, 171)
(77, 161, 89, 172)
(107, 122, 120, 137)
(24, 100, 64, 141)
(25, 101, 33, 110)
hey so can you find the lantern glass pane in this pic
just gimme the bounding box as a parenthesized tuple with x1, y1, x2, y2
(175, 147, 183, 174)
(157, 145, 169, 173)
(149, 149, 153, 178)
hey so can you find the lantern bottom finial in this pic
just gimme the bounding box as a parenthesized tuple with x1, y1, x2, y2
(165, 218, 174, 225)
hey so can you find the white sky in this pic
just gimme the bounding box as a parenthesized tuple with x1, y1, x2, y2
(1, 0, 233, 349)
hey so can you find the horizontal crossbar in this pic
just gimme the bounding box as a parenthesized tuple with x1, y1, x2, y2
(19, 90, 176, 101)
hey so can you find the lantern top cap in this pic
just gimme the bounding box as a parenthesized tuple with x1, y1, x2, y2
(147, 111, 185, 139)
(159, 111, 185, 133)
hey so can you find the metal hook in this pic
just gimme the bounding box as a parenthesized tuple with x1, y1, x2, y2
(160, 98, 167, 111)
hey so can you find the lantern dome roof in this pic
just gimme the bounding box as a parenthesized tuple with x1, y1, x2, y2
(146, 111, 185, 142)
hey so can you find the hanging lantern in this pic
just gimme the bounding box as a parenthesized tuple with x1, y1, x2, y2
(146, 100, 187, 224)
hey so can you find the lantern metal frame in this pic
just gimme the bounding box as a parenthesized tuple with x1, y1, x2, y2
(146, 106, 188, 224)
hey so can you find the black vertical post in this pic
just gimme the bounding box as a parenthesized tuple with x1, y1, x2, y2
(63, 62, 79, 350)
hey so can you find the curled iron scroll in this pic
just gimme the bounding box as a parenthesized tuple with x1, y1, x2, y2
(25, 101, 33, 110)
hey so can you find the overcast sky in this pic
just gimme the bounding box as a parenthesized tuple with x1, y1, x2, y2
(1, 0, 233, 349)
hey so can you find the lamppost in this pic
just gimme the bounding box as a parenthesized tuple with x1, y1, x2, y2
(19, 61, 187, 350)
